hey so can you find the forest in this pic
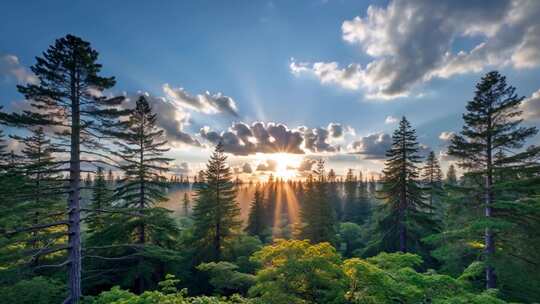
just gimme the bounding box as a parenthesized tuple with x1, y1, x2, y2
(0, 34, 539, 304)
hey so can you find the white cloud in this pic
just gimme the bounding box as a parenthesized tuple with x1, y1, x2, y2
(163, 83, 238, 116)
(290, 59, 363, 91)
(522, 89, 540, 120)
(291, 0, 540, 99)
(170, 161, 191, 175)
(384, 116, 398, 124)
(0, 54, 38, 84)
(439, 131, 456, 141)
(124, 93, 202, 147)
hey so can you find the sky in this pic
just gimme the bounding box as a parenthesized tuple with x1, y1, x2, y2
(1, 0, 540, 181)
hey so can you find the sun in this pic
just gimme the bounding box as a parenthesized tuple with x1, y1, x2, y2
(256, 153, 302, 180)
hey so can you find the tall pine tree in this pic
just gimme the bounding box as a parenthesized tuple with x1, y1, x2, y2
(85, 95, 178, 293)
(375, 117, 437, 254)
(192, 143, 241, 261)
(447, 71, 538, 290)
(10, 35, 126, 303)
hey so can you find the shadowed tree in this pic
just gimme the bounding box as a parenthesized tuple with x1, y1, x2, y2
(182, 192, 190, 217)
(86, 167, 111, 234)
(192, 142, 241, 261)
(299, 159, 337, 244)
(422, 151, 444, 214)
(446, 164, 458, 185)
(245, 188, 267, 240)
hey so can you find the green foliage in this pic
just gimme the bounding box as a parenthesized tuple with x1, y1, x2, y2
(0, 276, 66, 304)
(88, 285, 252, 304)
(87, 166, 113, 233)
(197, 262, 255, 294)
(343, 169, 371, 226)
(299, 159, 337, 244)
(337, 222, 363, 257)
(249, 239, 347, 304)
(344, 252, 506, 304)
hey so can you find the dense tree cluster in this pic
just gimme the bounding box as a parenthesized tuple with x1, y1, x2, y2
(1, 35, 539, 303)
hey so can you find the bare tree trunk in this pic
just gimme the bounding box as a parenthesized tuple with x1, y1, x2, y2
(485, 132, 496, 289)
(66, 67, 82, 303)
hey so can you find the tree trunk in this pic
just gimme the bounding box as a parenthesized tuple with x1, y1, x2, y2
(67, 66, 82, 303)
(399, 134, 407, 253)
(215, 171, 221, 261)
(485, 131, 496, 289)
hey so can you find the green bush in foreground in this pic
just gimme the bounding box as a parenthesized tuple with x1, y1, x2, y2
(88, 240, 507, 304)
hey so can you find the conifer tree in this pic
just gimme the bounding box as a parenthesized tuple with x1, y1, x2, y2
(192, 143, 241, 261)
(343, 169, 371, 225)
(299, 159, 336, 244)
(422, 151, 443, 214)
(113, 95, 172, 244)
(343, 169, 357, 223)
(8, 35, 126, 303)
(245, 188, 267, 240)
(0, 127, 64, 275)
(327, 168, 342, 220)
(182, 192, 190, 216)
(446, 164, 458, 185)
(86, 95, 178, 293)
(107, 169, 114, 187)
(376, 117, 437, 253)
(447, 71, 538, 290)
(86, 167, 111, 234)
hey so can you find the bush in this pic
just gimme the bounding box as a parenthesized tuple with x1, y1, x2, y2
(0, 276, 66, 304)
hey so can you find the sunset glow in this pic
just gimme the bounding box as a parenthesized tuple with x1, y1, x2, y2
(255, 153, 302, 180)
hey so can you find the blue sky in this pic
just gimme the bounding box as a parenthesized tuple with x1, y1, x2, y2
(1, 0, 540, 179)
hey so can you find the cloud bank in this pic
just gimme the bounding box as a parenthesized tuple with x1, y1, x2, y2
(291, 0, 540, 99)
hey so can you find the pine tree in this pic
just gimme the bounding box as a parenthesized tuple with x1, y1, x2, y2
(107, 169, 114, 187)
(192, 143, 241, 261)
(327, 169, 342, 220)
(86, 167, 111, 234)
(447, 71, 538, 290)
(343, 169, 371, 225)
(182, 192, 190, 216)
(86, 95, 178, 293)
(299, 159, 336, 244)
(0, 128, 64, 275)
(377, 117, 437, 253)
(446, 164, 458, 185)
(422, 151, 443, 214)
(9, 35, 126, 303)
(113, 95, 172, 244)
(245, 188, 267, 240)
